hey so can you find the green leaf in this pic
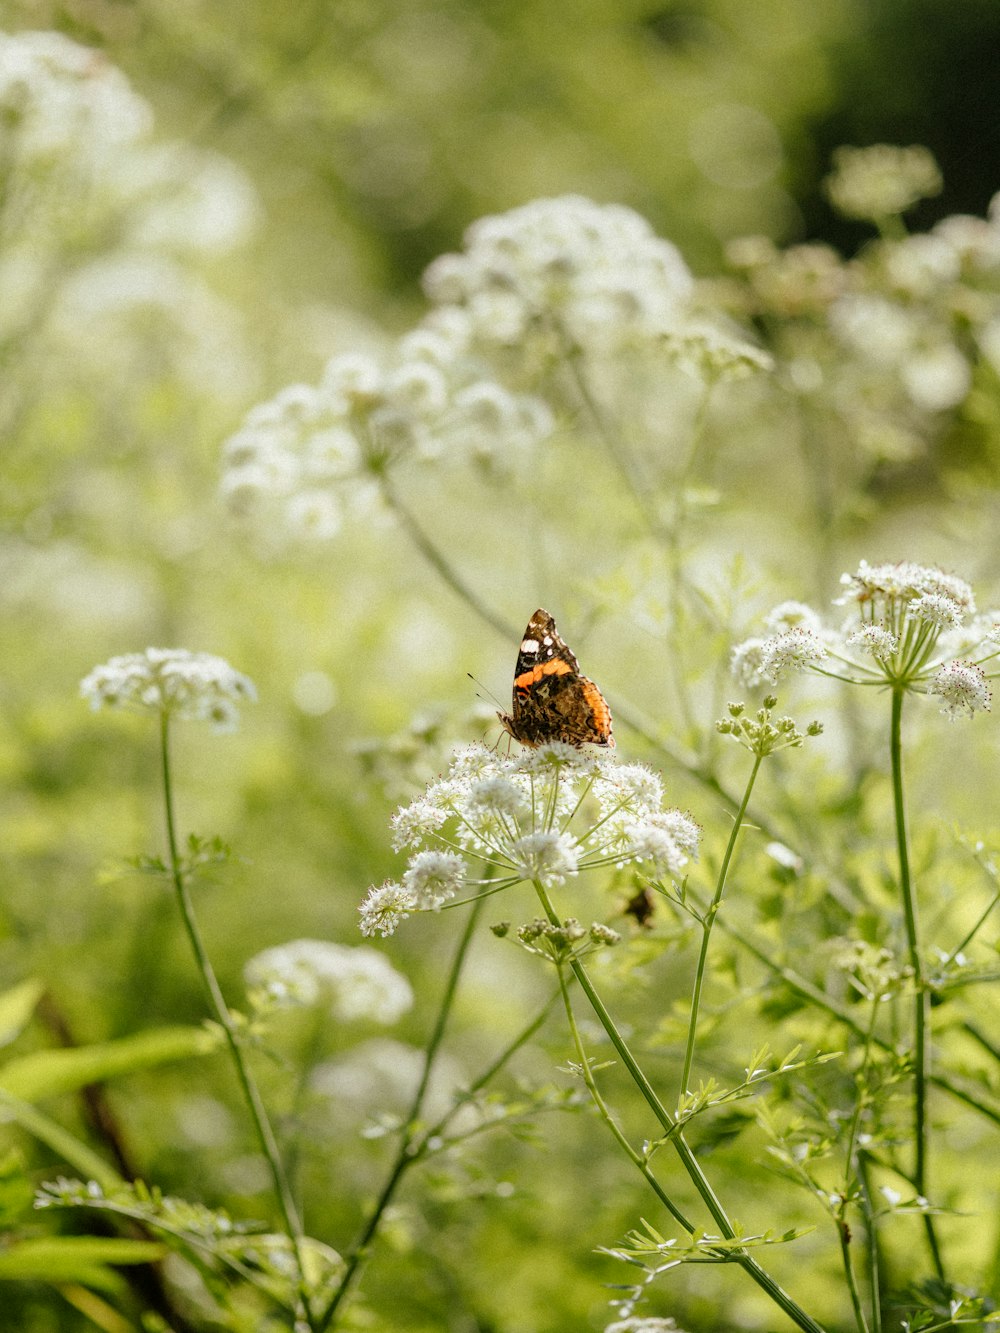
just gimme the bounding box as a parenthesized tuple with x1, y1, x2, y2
(0, 1025, 217, 1102)
(0, 1092, 123, 1189)
(0, 1235, 164, 1283)
(0, 978, 45, 1048)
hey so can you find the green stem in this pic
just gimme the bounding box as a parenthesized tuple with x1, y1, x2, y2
(706, 903, 1000, 1128)
(319, 897, 483, 1329)
(379, 474, 514, 641)
(857, 1156, 883, 1333)
(555, 959, 696, 1234)
(563, 339, 663, 538)
(158, 713, 317, 1331)
(533, 883, 827, 1333)
(889, 689, 944, 1280)
(838, 1217, 871, 1333)
(680, 752, 763, 1094)
(837, 997, 880, 1333)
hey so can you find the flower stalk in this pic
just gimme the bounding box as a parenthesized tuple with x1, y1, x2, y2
(158, 712, 317, 1331)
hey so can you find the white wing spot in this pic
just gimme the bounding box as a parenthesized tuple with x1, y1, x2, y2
(520, 638, 540, 654)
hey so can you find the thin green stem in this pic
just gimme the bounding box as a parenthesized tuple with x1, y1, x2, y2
(318, 898, 484, 1330)
(563, 340, 663, 538)
(838, 1218, 871, 1333)
(889, 688, 944, 1281)
(705, 901, 1000, 1128)
(379, 473, 514, 641)
(555, 959, 695, 1232)
(857, 1156, 883, 1333)
(158, 713, 317, 1331)
(533, 882, 827, 1333)
(680, 752, 763, 1094)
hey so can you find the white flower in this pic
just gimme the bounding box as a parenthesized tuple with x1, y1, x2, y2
(605, 1319, 687, 1333)
(622, 811, 700, 875)
(824, 144, 942, 222)
(846, 624, 899, 663)
(907, 592, 963, 630)
(244, 940, 413, 1024)
(764, 601, 824, 635)
(838, 561, 975, 617)
(390, 798, 448, 851)
(358, 881, 417, 938)
(80, 649, 255, 731)
(759, 629, 829, 682)
(466, 776, 530, 819)
(928, 661, 992, 719)
(362, 744, 697, 934)
(402, 850, 468, 908)
(659, 321, 773, 381)
(730, 636, 768, 689)
(511, 831, 580, 887)
(594, 762, 663, 818)
(422, 195, 693, 365)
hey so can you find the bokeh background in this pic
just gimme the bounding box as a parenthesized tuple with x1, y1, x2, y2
(3, 2, 1000, 1330)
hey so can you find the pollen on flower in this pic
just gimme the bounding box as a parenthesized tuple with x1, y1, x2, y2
(928, 660, 992, 719)
(622, 810, 700, 875)
(80, 649, 255, 731)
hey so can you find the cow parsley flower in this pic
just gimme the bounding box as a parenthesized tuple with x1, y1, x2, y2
(359, 743, 699, 937)
(244, 940, 412, 1024)
(824, 144, 943, 224)
(81, 649, 255, 731)
(220, 329, 553, 544)
(422, 195, 694, 370)
(928, 661, 992, 719)
(730, 560, 998, 719)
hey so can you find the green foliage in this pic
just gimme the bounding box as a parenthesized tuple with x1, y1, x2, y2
(3, 8, 1000, 1333)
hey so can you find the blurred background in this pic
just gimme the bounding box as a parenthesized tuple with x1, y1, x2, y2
(3, 2, 1000, 1330)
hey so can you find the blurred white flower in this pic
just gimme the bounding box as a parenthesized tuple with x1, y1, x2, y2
(81, 649, 255, 731)
(824, 144, 942, 223)
(244, 939, 413, 1024)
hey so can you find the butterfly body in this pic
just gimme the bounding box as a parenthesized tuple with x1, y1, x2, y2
(497, 608, 614, 748)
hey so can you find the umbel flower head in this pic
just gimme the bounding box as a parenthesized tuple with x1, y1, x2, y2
(359, 743, 700, 938)
(823, 144, 943, 224)
(422, 194, 694, 367)
(81, 649, 256, 731)
(244, 939, 413, 1025)
(220, 328, 553, 544)
(731, 560, 999, 719)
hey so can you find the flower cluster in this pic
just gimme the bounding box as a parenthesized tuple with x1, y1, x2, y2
(422, 195, 694, 370)
(359, 743, 700, 937)
(244, 939, 413, 1024)
(723, 148, 1000, 473)
(80, 649, 256, 731)
(731, 560, 999, 719)
(219, 331, 553, 542)
(823, 144, 943, 224)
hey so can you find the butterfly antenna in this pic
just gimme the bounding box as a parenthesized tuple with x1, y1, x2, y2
(467, 672, 506, 711)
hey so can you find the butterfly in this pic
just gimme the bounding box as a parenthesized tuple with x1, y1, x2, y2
(497, 608, 614, 748)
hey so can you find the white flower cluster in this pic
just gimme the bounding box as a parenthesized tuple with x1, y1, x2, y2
(244, 939, 413, 1024)
(220, 330, 553, 542)
(731, 561, 998, 719)
(359, 743, 700, 937)
(605, 1320, 687, 1333)
(823, 144, 943, 223)
(0, 31, 256, 268)
(422, 195, 694, 367)
(80, 649, 256, 731)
